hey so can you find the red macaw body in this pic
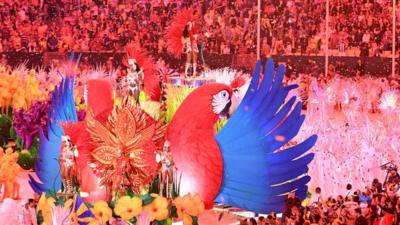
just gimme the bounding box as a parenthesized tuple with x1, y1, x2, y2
(166, 84, 232, 208)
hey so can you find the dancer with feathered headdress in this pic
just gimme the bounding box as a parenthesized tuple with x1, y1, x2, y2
(122, 42, 160, 102)
(165, 8, 200, 78)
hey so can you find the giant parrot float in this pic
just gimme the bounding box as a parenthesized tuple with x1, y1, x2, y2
(167, 59, 317, 213)
(29, 58, 316, 214)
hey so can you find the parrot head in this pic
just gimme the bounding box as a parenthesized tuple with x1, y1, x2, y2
(189, 83, 233, 123)
(211, 87, 232, 118)
(167, 83, 234, 138)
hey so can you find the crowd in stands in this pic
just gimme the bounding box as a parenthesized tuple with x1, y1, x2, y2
(260, 0, 400, 57)
(0, 0, 398, 58)
(238, 170, 400, 225)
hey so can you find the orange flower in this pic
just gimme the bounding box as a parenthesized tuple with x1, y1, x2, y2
(143, 194, 169, 221)
(92, 201, 112, 224)
(186, 194, 205, 217)
(114, 196, 142, 220)
(173, 193, 205, 225)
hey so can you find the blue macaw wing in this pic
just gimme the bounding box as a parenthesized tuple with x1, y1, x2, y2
(29, 75, 78, 194)
(215, 59, 317, 213)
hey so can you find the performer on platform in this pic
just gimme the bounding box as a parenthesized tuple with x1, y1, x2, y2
(60, 135, 79, 195)
(156, 140, 174, 198)
(126, 58, 144, 103)
(182, 21, 199, 78)
(123, 42, 161, 101)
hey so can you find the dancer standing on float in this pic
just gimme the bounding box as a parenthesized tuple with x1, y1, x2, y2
(60, 135, 79, 195)
(165, 8, 200, 79)
(182, 21, 200, 78)
(122, 42, 160, 102)
(126, 58, 144, 103)
(156, 140, 175, 198)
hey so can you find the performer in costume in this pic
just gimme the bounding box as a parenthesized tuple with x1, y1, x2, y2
(183, 21, 199, 78)
(123, 43, 160, 101)
(60, 135, 79, 195)
(165, 8, 200, 79)
(125, 58, 144, 103)
(156, 140, 175, 198)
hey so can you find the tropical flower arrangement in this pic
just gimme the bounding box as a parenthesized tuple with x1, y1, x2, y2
(12, 101, 49, 149)
(37, 192, 205, 225)
(0, 67, 48, 112)
(0, 61, 209, 225)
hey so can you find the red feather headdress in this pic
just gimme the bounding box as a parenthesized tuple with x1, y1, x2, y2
(164, 8, 199, 58)
(123, 43, 160, 101)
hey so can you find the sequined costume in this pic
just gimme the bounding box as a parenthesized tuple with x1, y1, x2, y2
(60, 136, 78, 195)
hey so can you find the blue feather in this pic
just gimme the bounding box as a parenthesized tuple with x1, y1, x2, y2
(215, 59, 317, 213)
(29, 75, 78, 194)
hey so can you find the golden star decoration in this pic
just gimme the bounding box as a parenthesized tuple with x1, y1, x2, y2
(87, 101, 165, 195)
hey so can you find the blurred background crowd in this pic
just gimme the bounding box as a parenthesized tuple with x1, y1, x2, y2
(0, 0, 398, 57)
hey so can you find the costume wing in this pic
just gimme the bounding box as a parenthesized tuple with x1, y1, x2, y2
(29, 76, 78, 194)
(215, 59, 317, 213)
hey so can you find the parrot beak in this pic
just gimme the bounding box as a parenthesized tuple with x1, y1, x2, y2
(229, 91, 241, 115)
(220, 100, 232, 118)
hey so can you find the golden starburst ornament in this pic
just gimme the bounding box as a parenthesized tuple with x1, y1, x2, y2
(86, 100, 165, 196)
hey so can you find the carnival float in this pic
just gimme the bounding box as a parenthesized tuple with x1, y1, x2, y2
(0, 7, 317, 225)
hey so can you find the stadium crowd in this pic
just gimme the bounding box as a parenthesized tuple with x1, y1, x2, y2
(0, 0, 398, 57)
(239, 172, 400, 225)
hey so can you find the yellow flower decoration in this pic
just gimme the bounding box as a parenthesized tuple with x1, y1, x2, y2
(92, 201, 112, 224)
(37, 193, 56, 225)
(114, 196, 142, 220)
(173, 193, 205, 225)
(143, 194, 169, 221)
(0, 68, 47, 111)
(64, 198, 74, 208)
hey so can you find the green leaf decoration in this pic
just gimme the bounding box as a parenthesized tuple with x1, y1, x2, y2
(17, 150, 34, 170)
(170, 205, 178, 218)
(55, 197, 65, 206)
(165, 85, 194, 124)
(141, 193, 155, 206)
(16, 137, 22, 149)
(165, 218, 173, 225)
(153, 220, 167, 225)
(47, 190, 57, 199)
(9, 126, 16, 140)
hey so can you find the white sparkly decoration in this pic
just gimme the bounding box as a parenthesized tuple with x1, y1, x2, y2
(291, 76, 400, 196)
(379, 90, 398, 111)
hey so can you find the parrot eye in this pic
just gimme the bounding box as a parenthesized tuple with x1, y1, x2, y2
(212, 90, 231, 115)
(219, 90, 229, 100)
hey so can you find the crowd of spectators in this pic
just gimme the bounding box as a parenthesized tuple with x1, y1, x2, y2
(0, 0, 180, 54)
(260, 0, 400, 57)
(238, 171, 400, 225)
(0, 0, 398, 58)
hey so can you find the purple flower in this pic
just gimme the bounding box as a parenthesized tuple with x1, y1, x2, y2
(13, 101, 49, 149)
